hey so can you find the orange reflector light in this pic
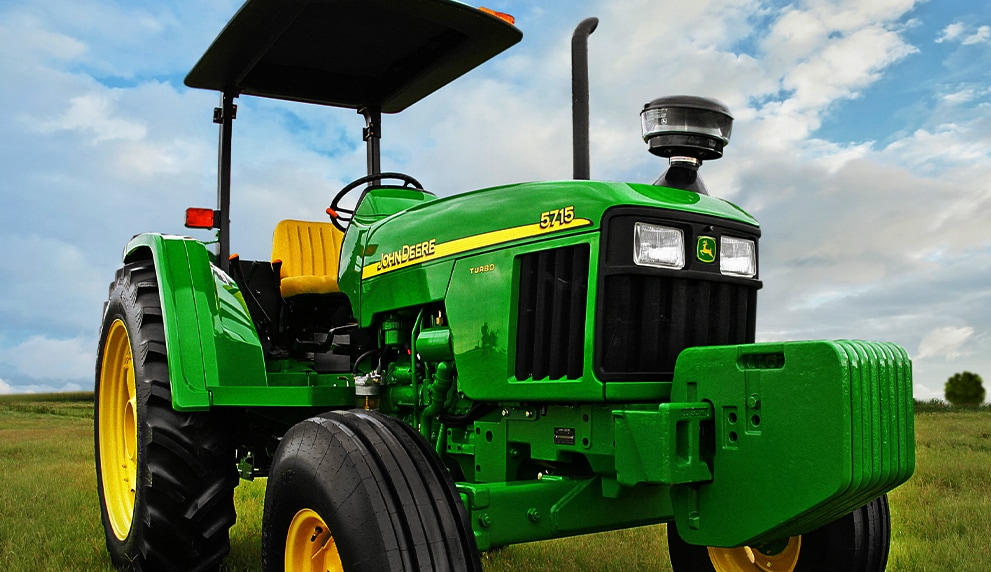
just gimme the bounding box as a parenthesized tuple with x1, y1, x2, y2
(326, 207, 339, 219)
(185, 207, 217, 229)
(480, 7, 515, 25)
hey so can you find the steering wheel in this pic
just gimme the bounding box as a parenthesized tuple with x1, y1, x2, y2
(327, 172, 425, 231)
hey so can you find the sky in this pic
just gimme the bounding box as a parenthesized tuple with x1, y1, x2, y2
(0, 0, 989, 401)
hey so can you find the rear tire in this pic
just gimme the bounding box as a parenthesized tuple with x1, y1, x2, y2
(262, 409, 481, 572)
(667, 495, 891, 572)
(95, 260, 238, 571)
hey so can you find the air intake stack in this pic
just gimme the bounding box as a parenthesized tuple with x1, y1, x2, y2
(641, 95, 733, 195)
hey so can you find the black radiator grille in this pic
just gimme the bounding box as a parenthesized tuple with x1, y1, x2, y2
(514, 244, 590, 380)
(597, 274, 757, 380)
(594, 206, 761, 382)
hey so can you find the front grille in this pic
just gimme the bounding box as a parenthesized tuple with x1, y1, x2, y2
(597, 275, 756, 380)
(594, 206, 761, 381)
(514, 244, 590, 380)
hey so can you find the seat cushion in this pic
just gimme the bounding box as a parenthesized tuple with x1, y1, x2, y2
(271, 219, 345, 297)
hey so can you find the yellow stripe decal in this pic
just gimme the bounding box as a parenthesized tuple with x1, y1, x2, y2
(362, 218, 593, 279)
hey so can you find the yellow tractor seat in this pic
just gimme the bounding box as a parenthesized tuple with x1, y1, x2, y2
(271, 219, 345, 298)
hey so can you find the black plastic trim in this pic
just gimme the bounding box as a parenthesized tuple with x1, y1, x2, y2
(594, 206, 761, 382)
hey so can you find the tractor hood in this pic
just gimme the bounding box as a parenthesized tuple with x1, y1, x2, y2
(339, 179, 759, 326)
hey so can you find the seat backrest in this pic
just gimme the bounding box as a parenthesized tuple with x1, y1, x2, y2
(271, 219, 345, 297)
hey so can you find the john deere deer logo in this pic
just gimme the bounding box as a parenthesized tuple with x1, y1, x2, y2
(697, 236, 716, 263)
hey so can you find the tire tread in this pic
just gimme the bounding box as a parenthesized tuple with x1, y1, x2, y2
(262, 410, 480, 572)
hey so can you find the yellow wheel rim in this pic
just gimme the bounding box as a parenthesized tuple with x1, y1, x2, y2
(708, 536, 801, 572)
(97, 319, 139, 541)
(286, 508, 344, 572)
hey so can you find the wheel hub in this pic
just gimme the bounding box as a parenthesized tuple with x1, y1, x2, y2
(708, 536, 801, 572)
(98, 319, 139, 541)
(286, 508, 344, 572)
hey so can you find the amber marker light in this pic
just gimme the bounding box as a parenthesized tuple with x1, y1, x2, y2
(185, 207, 217, 229)
(479, 7, 515, 25)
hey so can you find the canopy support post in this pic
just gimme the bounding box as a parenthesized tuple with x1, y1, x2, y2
(214, 90, 237, 272)
(360, 106, 382, 184)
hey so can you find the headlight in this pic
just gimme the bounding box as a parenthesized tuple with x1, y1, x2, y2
(720, 236, 756, 277)
(634, 223, 684, 269)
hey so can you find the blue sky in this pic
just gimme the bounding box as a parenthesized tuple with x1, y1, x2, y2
(1, 0, 989, 401)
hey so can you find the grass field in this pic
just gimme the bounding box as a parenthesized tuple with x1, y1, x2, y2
(1, 393, 989, 571)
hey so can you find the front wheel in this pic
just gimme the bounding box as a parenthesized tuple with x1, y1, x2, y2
(261, 409, 480, 572)
(667, 495, 891, 572)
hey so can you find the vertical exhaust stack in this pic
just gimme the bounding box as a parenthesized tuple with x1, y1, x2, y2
(572, 17, 598, 180)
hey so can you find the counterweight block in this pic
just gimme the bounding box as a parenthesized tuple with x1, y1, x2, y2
(669, 340, 914, 548)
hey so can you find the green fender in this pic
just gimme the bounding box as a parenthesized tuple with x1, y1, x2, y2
(123, 233, 267, 411)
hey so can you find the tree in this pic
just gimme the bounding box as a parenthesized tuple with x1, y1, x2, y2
(944, 371, 986, 407)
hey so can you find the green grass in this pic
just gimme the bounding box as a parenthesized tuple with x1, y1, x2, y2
(0, 391, 96, 419)
(1, 393, 988, 571)
(886, 412, 991, 571)
(0, 394, 110, 571)
(914, 398, 991, 413)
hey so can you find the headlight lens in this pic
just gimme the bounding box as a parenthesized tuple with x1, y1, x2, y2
(720, 236, 756, 277)
(634, 223, 685, 269)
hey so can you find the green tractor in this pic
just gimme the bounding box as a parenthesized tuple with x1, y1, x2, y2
(94, 1, 915, 571)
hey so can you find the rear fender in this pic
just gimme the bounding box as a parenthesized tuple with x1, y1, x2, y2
(123, 234, 267, 411)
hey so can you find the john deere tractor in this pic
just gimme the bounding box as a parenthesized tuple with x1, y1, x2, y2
(94, 1, 915, 571)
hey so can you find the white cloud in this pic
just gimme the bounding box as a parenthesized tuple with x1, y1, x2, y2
(936, 22, 967, 43)
(881, 119, 991, 182)
(0, 377, 12, 395)
(941, 88, 977, 105)
(747, 3, 919, 152)
(0, 13, 86, 62)
(37, 92, 146, 143)
(783, 25, 917, 109)
(963, 25, 991, 45)
(0, 235, 108, 332)
(936, 22, 991, 45)
(917, 326, 975, 360)
(0, 335, 94, 382)
(913, 383, 941, 401)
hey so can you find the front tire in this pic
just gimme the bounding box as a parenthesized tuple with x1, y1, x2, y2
(667, 495, 891, 572)
(95, 260, 238, 571)
(262, 410, 481, 572)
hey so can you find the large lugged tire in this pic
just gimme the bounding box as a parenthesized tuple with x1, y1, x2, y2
(262, 409, 481, 572)
(95, 259, 238, 571)
(667, 495, 891, 572)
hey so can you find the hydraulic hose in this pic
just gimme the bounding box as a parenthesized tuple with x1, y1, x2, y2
(420, 361, 455, 441)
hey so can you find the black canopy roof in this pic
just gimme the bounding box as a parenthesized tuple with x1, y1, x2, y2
(184, 0, 522, 113)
